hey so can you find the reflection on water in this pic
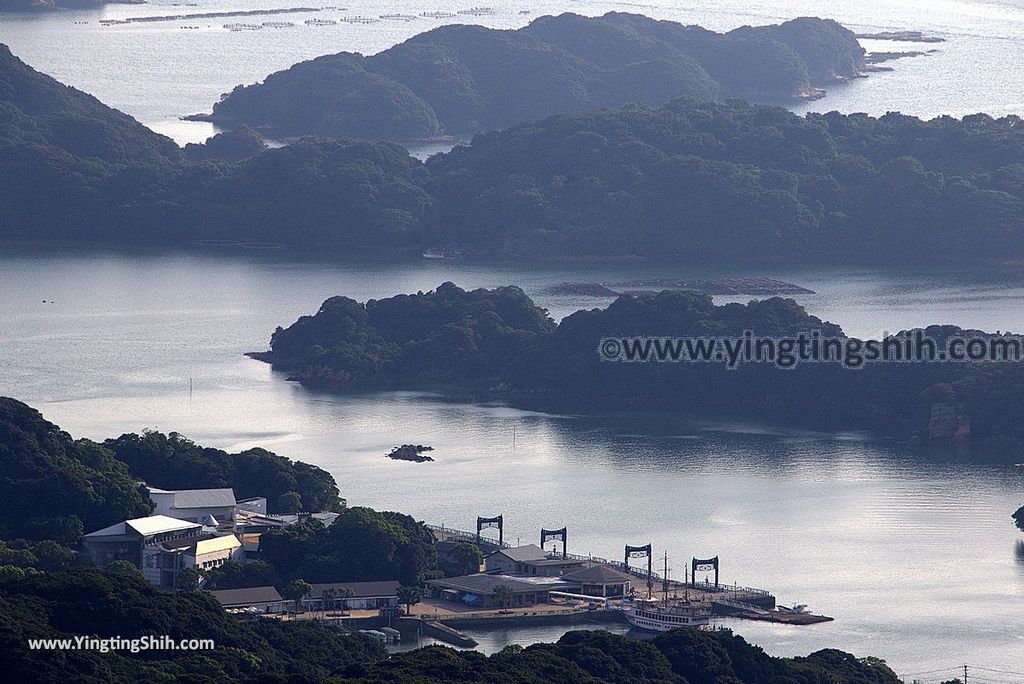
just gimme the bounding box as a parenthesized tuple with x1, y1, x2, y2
(2, 247, 1024, 673)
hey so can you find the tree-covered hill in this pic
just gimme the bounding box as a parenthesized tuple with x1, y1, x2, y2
(4, 44, 1024, 264)
(0, 396, 342, 544)
(0, 398, 152, 544)
(207, 13, 864, 140)
(0, 44, 179, 165)
(102, 430, 344, 515)
(258, 282, 556, 386)
(337, 628, 899, 684)
(257, 285, 1024, 446)
(421, 99, 1024, 261)
(0, 566, 386, 682)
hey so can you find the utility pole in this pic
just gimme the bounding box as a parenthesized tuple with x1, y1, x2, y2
(963, 664, 968, 684)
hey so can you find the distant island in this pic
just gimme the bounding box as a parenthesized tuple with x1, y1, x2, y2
(5, 43, 1024, 265)
(253, 283, 1024, 447)
(200, 12, 866, 141)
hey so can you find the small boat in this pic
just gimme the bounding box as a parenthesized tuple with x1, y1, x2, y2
(777, 604, 811, 614)
(422, 247, 464, 260)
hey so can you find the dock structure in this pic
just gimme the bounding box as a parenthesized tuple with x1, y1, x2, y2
(425, 522, 779, 612)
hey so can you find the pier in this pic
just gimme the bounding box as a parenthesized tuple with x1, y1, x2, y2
(424, 519, 834, 632)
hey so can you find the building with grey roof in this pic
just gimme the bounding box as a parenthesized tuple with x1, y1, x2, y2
(209, 586, 284, 613)
(561, 565, 634, 597)
(426, 573, 574, 608)
(484, 544, 585, 576)
(82, 515, 202, 568)
(148, 487, 237, 525)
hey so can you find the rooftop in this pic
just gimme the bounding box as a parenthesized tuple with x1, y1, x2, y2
(487, 544, 547, 563)
(193, 534, 242, 555)
(562, 565, 635, 584)
(84, 515, 202, 539)
(523, 557, 585, 567)
(428, 573, 572, 595)
(150, 487, 236, 509)
(208, 586, 283, 607)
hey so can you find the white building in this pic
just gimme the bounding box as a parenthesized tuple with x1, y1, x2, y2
(83, 515, 202, 568)
(142, 533, 243, 588)
(147, 487, 237, 526)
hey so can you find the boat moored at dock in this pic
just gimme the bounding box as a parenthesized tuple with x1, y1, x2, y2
(623, 596, 711, 632)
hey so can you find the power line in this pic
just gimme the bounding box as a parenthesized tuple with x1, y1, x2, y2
(902, 666, 965, 677)
(902, 664, 1024, 683)
(969, 666, 1024, 677)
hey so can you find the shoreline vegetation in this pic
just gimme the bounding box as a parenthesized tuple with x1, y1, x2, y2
(252, 283, 1024, 447)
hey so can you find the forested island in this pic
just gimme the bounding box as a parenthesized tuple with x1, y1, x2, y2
(255, 283, 1024, 446)
(202, 12, 865, 140)
(0, 397, 901, 682)
(4, 42, 1024, 264)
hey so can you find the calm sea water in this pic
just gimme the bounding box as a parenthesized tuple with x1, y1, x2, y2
(2, 0, 1024, 144)
(2, 246, 1024, 675)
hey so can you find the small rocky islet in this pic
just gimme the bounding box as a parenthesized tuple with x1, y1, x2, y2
(386, 444, 435, 462)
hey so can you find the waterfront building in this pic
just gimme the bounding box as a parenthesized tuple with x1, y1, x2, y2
(560, 565, 633, 597)
(426, 573, 574, 607)
(483, 544, 585, 576)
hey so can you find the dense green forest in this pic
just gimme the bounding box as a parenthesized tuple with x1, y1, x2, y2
(207, 13, 864, 140)
(0, 395, 343, 550)
(255, 282, 556, 386)
(0, 566, 387, 682)
(4, 43, 1024, 264)
(103, 430, 343, 514)
(0, 398, 436, 583)
(0, 398, 152, 544)
(259, 510, 439, 586)
(258, 284, 1024, 445)
(339, 629, 900, 684)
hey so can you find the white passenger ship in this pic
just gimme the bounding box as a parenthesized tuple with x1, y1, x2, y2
(622, 552, 712, 632)
(624, 596, 712, 632)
